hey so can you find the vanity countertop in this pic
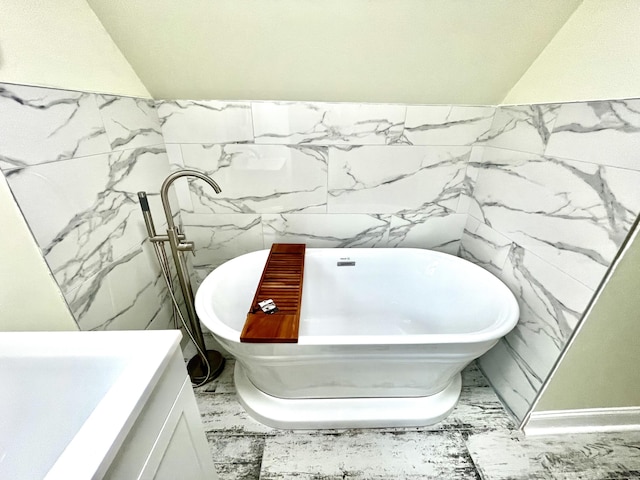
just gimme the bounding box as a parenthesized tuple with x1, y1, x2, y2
(0, 330, 182, 479)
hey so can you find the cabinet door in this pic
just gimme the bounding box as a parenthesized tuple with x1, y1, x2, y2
(143, 378, 218, 480)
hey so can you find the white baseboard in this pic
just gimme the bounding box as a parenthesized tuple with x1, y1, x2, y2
(524, 407, 640, 436)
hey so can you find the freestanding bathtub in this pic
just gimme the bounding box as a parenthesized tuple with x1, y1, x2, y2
(195, 247, 519, 429)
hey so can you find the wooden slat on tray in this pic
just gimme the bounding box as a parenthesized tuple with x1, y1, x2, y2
(240, 243, 305, 343)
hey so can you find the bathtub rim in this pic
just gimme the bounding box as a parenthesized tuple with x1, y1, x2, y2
(196, 247, 520, 346)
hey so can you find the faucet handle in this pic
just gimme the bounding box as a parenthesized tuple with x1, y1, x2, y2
(178, 241, 196, 256)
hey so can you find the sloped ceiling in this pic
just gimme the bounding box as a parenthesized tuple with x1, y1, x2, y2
(86, 0, 582, 104)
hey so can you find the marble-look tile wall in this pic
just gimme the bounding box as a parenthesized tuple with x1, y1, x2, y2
(460, 101, 640, 421)
(0, 83, 175, 331)
(157, 100, 496, 284)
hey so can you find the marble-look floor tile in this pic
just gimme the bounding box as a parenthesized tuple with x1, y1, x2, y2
(262, 213, 390, 248)
(157, 100, 253, 144)
(0, 83, 111, 169)
(214, 462, 261, 480)
(485, 104, 561, 154)
(196, 393, 276, 435)
(460, 362, 490, 388)
(545, 99, 640, 170)
(180, 143, 328, 214)
(252, 101, 406, 145)
(259, 431, 478, 480)
(328, 145, 470, 214)
(402, 105, 495, 146)
(207, 433, 264, 480)
(466, 429, 640, 480)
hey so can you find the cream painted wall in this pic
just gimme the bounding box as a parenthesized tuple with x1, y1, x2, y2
(503, 0, 640, 104)
(0, 172, 78, 331)
(0, 0, 150, 97)
(85, 0, 580, 104)
(533, 224, 640, 411)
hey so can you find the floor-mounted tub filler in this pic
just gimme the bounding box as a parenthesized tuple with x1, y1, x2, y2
(195, 247, 519, 429)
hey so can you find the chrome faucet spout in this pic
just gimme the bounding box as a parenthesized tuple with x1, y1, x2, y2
(160, 169, 221, 231)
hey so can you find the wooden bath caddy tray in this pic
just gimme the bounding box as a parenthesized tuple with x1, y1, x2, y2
(240, 243, 305, 343)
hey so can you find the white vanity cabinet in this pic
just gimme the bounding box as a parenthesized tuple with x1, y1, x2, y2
(104, 348, 218, 480)
(0, 331, 218, 480)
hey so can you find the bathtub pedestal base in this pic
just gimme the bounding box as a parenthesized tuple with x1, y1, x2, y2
(234, 363, 462, 429)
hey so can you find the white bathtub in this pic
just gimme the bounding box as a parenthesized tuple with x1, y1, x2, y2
(196, 247, 518, 428)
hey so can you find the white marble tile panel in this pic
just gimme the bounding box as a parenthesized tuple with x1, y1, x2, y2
(157, 100, 253, 144)
(164, 143, 195, 212)
(182, 213, 264, 269)
(259, 431, 476, 479)
(466, 429, 640, 480)
(474, 147, 640, 290)
(545, 99, 640, 170)
(0, 83, 111, 169)
(180, 144, 328, 214)
(252, 101, 406, 145)
(388, 213, 466, 254)
(5, 146, 172, 296)
(486, 104, 561, 154)
(328, 145, 470, 214)
(459, 215, 513, 274)
(67, 243, 172, 331)
(480, 244, 595, 421)
(104, 243, 173, 331)
(456, 145, 485, 217)
(97, 95, 163, 150)
(403, 105, 495, 146)
(262, 213, 390, 248)
(478, 339, 540, 421)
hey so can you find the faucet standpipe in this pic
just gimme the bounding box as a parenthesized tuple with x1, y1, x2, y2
(138, 169, 225, 385)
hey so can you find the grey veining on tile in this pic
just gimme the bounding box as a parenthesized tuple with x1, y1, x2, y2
(6, 146, 172, 296)
(459, 216, 513, 274)
(473, 147, 640, 290)
(97, 94, 164, 150)
(466, 429, 640, 480)
(545, 99, 640, 169)
(402, 105, 495, 146)
(180, 144, 328, 214)
(182, 213, 264, 270)
(485, 104, 561, 154)
(388, 212, 466, 254)
(262, 213, 390, 248)
(157, 100, 253, 144)
(478, 244, 594, 420)
(328, 145, 470, 214)
(0, 83, 111, 169)
(252, 101, 406, 145)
